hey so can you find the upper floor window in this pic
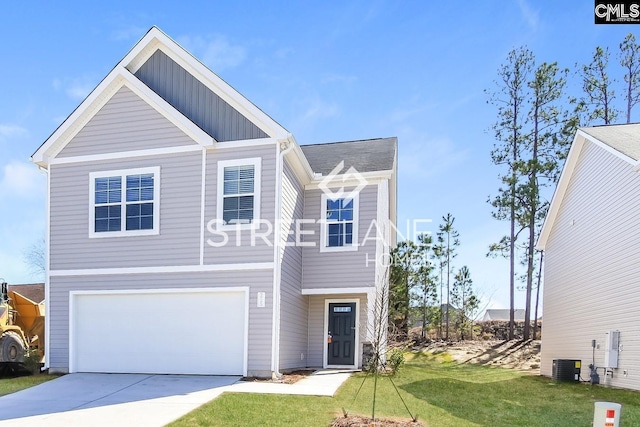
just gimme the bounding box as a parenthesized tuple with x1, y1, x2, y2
(320, 194, 359, 252)
(217, 158, 261, 228)
(89, 167, 160, 238)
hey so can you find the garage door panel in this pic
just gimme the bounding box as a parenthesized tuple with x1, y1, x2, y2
(71, 289, 247, 375)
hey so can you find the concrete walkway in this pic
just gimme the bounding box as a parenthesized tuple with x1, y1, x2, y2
(229, 370, 353, 396)
(0, 370, 352, 426)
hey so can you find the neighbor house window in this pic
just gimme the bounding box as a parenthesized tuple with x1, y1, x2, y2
(89, 167, 160, 237)
(217, 158, 261, 228)
(320, 194, 359, 252)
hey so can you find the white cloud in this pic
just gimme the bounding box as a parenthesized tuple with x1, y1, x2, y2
(517, 0, 539, 31)
(52, 76, 98, 101)
(111, 25, 146, 41)
(178, 34, 246, 72)
(0, 161, 45, 199)
(0, 124, 28, 142)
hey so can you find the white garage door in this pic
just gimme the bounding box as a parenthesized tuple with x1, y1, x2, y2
(70, 288, 247, 375)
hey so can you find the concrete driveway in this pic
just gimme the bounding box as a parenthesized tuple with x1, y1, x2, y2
(0, 373, 240, 426)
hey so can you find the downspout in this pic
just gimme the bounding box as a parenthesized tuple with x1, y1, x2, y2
(38, 165, 50, 371)
(270, 135, 295, 378)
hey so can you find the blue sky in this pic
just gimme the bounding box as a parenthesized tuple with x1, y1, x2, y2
(0, 1, 636, 312)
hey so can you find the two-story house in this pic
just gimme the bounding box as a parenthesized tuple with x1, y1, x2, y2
(31, 27, 397, 377)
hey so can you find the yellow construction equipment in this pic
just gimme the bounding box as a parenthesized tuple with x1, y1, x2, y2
(0, 280, 45, 374)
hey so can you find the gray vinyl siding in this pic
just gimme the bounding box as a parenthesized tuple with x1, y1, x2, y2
(57, 86, 198, 158)
(134, 50, 268, 142)
(302, 185, 378, 290)
(203, 144, 277, 264)
(541, 140, 640, 390)
(49, 152, 201, 269)
(48, 270, 274, 376)
(278, 160, 308, 370)
(307, 294, 368, 368)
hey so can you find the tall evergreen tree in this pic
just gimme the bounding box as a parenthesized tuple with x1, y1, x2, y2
(451, 266, 479, 340)
(486, 47, 534, 340)
(438, 213, 459, 341)
(579, 46, 619, 124)
(520, 61, 573, 340)
(619, 33, 640, 123)
(389, 241, 417, 338)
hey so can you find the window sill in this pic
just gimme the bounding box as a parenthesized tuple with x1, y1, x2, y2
(319, 244, 358, 253)
(89, 229, 160, 239)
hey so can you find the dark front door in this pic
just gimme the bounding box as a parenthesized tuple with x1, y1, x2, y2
(327, 302, 356, 366)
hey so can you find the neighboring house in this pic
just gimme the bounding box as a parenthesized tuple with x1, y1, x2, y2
(30, 27, 397, 377)
(7, 283, 45, 304)
(481, 309, 526, 322)
(537, 123, 640, 390)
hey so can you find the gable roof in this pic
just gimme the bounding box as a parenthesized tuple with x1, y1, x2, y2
(8, 283, 45, 304)
(537, 123, 640, 250)
(300, 137, 397, 175)
(32, 26, 292, 166)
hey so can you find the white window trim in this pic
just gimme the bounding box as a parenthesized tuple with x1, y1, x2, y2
(319, 193, 359, 252)
(216, 157, 262, 230)
(89, 166, 160, 238)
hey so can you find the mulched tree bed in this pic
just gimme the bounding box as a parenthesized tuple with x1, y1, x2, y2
(241, 369, 315, 384)
(331, 415, 424, 426)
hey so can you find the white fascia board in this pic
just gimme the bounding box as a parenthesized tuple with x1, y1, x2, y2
(122, 28, 290, 141)
(285, 138, 315, 185)
(32, 67, 213, 166)
(301, 287, 372, 295)
(537, 129, 640, 250)
(536, 132, 585, 250)
(305, 170, 394, 190)
(120, 68, 214, 146)
(50, 262, 274, 277)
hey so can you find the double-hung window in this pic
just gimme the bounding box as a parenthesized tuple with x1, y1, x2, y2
(320, 194, 359, 252)
(217, 158, 261, 228)
(89, 167, 160, 237)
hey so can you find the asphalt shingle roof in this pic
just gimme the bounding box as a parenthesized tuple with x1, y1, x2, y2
(582, 123, 640, 161)
(300, 137, 397, 175)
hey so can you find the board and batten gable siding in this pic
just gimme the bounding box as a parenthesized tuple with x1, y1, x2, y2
(278, 160, 308, 370)
(302, 185, 378, 290)
(542, 140, 640, 390)
(49, 152, 201, 270)
(57, 86, 198, 158)
(134, 49, 268, 142)
(307, 294, 367, 368)
(203, 144, 277, 264)
(48, 270, 274, 376)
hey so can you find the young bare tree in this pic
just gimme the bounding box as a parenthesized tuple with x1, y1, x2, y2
(23, 237, 46, 280)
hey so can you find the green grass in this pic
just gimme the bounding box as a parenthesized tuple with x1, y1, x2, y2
(170, 352, 640, 427)
(0, 374, 57, 397)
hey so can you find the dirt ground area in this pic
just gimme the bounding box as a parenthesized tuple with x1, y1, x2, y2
(331, 415, 423, 427)
(414, 339, 541, 371)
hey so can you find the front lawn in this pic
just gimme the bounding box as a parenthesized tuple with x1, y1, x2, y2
(0, 374, 57, 397)
(170, 351, 640, 426)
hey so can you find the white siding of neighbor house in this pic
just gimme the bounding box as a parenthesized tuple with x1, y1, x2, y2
(49, 152, 202, 270)
(278, 160, 308, 370)
(203, 144, 278, 264)
(307, 294, 368, 368)
(302, 185, 378, 290)
(542, 140, 640, 390)
(48, 270, 274, 376)
(57, 86, 198, 158)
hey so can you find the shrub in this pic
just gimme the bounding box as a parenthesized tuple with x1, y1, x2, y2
(387, 347, 405, 375)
